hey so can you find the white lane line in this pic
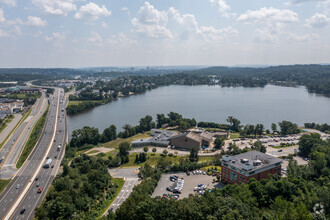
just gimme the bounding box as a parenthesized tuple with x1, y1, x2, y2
(4, 91, 60, 220)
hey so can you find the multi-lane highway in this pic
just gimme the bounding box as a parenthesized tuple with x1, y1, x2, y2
(0, 88, 68, 219)
(0, 92, 48, 179)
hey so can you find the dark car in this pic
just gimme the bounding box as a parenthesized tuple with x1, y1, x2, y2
(51, 165, 54, 168)
(166, 187, 172, 192)
(278, 149, 283, 152)
(20, 208, 26, 214)
(186, 171, 190, 175)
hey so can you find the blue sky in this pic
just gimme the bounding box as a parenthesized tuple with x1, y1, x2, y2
(0, 0, 330, 67)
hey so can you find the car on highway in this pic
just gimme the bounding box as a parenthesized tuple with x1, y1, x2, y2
(51, 165, 54, 168)
(36, 182, 40, 187)
(16, 184, 20, 189)
(37, 187, 43, 193)
(20, 208, 26, 214)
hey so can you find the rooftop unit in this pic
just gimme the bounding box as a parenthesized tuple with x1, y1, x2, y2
(222, 155, 232, 162)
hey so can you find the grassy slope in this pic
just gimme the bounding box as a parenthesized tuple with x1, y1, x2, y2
(101, 133, 151, 149)
(98, 178, 125, 219)
(0, 180, 11, 194)
(16, 105, 49, 168)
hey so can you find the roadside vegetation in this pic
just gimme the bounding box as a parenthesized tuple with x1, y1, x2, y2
(35, 155, 121, 219)
(0, 114, 14, 133)
(0, 108, 32, 149)
(16, 105, 49, 168)
(0, 179, 10, 194)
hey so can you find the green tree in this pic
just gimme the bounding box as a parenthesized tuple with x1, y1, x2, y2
(143, 146, 149, 153)
(271, 123, 277, 133)
(214, 137, 225, 149)
(152, 147, 157, 154)
(162, 149, 168, 156)
(298, 133, 322, 157)
(189, 147, 199, 162)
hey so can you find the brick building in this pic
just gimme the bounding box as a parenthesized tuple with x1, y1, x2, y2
(221, 151, 282, 185)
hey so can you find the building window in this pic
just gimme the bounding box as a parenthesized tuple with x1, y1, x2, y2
(249, 171, 255, 175)
(230, 172, 238, 182)
(223, 163, 228, 167)
(243, 177, 245, 181)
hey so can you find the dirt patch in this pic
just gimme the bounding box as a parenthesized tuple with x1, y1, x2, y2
(86, 147, 115, 156)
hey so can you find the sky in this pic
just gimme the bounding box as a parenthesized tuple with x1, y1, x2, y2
(0, 0, 330, 68)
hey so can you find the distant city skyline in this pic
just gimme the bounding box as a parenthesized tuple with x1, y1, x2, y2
(0, 0, 330, 67)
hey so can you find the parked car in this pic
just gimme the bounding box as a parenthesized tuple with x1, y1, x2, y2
(186, 171, 190, 175)
(202, 171, 206, 175)
(166, 187, 173, 192)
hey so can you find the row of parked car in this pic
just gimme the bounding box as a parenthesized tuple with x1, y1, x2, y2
(193, 184, 207, 195)
(192, 170, 206, 175)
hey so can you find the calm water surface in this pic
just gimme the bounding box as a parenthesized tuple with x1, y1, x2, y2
(67, 85, 330, 136)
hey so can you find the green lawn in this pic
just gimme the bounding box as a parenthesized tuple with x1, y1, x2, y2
(229, 132, 240, 139)
(121, 153, 184, 167)
(202, 165, 221, 171)
(199, 156, 215, 162)
(67, 100, 101, 107)
(0, 179, 11, 194)
(98, 178, 125, 219)
(16, 105, 49, 168)
(101, 133, 151, 149)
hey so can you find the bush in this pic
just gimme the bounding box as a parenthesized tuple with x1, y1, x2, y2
(168, 153, 173, 157)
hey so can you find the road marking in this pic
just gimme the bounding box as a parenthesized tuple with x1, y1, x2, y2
(4, 91, 60, 220)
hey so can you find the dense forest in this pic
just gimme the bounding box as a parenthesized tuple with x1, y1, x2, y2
(35, 155, 120, 219)
(111, 134, 330, 220)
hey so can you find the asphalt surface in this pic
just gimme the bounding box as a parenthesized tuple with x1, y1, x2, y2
(0, 114, 22, 144)
(0, 93, 47, 178)
(0, 88, 67, 220)
(107, 168, 140, 213)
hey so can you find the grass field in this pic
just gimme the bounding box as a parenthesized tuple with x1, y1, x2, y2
(101, 133, 151, 149)
(121, 153, 185, 167)
(16, 105, 49, 168)
(67, 100, 101, 107)
(98, 178, 125, 218)
(0, 179, 11, 194)
(202, 165, 221, 171)
(229, 132, 240, 139)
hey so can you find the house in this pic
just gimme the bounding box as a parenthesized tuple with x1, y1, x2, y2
(221, 151, 282, 185)
(169, 130, 213, 150)
(131, 129, 178, 148)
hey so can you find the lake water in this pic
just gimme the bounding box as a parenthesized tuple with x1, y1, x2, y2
(67, 85, 330, 136)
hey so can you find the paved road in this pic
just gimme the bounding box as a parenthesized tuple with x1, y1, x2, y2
(0, 88, 67, 220)
(0, 93, 47, 178)
(106, 168, 140, 213)
(0, 114, 22, 144)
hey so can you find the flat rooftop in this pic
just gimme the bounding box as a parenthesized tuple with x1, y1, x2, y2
(222, 150, 282, 172)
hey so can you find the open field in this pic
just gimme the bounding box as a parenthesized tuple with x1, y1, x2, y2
(101, 133, 151, 149)
(121, 153, 185, 167)
(67, 100, 101, 107)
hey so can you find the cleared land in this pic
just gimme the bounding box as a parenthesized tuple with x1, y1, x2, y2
(101, 133, 151, 149)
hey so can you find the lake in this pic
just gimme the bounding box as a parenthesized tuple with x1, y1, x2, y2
(67, 85, 330, 136)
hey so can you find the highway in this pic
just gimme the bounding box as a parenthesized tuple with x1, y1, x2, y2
(0, 88, 68, 219)
(0, 92, 48, 179)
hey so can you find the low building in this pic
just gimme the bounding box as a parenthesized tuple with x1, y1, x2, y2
(221, 151, 282, 185)
(131, 129, 177, 148)
(169, 130, 213, 150)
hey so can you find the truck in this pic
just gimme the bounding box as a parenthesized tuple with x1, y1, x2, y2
(57, 144, 61, 151)
(44, 158, 52, 168)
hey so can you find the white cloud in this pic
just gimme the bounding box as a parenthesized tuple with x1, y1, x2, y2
(169, 7, 238, 42)
(254, 28, 277, 43)
(317, 0, 330, 14)
(121, 7, 130, 15)
(101, 21, 108, 28)
(286, 33, 319, 42)
(305, 13, 330, 28)
(131, 1, 172, 38)
(0, 0, 16, 7)
(45, 32, 66, 42)
(88, 31, 102, 46)
(0, 28, 9, 37)
(26, 16, 47, 26)
(108, 32, 137, 47)
(209, 0, 235, 17)
(237, 7, 299, 23)
(32, 0, 77, 16)
(74, 2, 111, 21)
(0, 8, 5, 23)
(6, 18, 23, 25)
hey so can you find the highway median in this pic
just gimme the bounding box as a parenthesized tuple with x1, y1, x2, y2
(16, 105, 49, 169)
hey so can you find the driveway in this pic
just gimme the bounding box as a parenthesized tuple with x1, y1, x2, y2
(106, 168, 140, 213)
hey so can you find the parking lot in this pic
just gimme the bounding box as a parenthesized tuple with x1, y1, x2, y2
(152, 171, 225, 199)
